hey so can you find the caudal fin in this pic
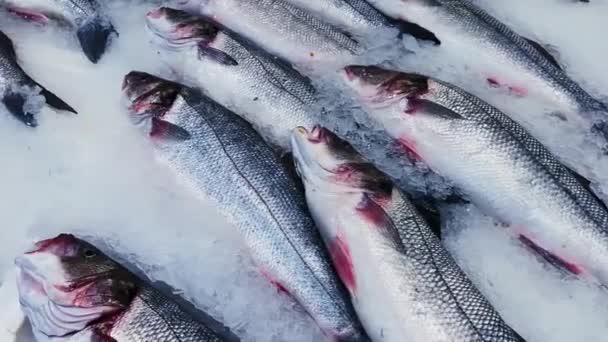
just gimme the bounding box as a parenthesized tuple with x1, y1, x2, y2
(2, 92, 37, 127)
(76, 16, 117, 63)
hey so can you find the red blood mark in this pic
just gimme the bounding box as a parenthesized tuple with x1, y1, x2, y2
(487, 77, 500, 88)
(486, 76, 527, 97)
(355, 194, 390, 227)
(259, 268, 290, 295)
(7, 7, 48, 23)
(508, 85, 528, 97)
(518, 234, 583, 275)
(330, 164, 355, 184)
(396, 136, 422, 162)
(26, 234, 78, 256)
(329, 235, 356, 293)
(150, 118, 171, 138)
(91, 311, 123, 342)
(146, 8, 163, 19)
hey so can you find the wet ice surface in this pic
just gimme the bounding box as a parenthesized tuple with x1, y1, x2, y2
(1, 0, 608, 341)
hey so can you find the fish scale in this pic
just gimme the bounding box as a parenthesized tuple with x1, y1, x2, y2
(108, 285, 227, 341)
(180, 0, 359, 64)
(291, 127, 525, 341)
(366, 0, 606, 114)
(125, 81, 365, 340)
(344, 66, 608, 290)
(146, 9, 318, 150)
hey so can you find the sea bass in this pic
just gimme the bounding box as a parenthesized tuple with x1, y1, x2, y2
(0, 30, 75, 126)
(145, 7, 317, 150)
(364, 0, 606, 120)
(15, 234, 238, 341)
(175, 0, 359, 65)
(122, 72, 366, 341)
(344, 65, 608, 289)
(291, 126, 526, 342)
(2, 0, 117, 63)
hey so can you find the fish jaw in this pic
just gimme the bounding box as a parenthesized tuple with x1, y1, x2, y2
(15, 235, 126, 337)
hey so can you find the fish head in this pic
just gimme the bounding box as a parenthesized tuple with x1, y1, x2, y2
(291, 125, 392, 195)
(343, 65, 429, 107)
(122, 71, 181, 125)
(146, 7, 218, 48)
(15, 234, 137, 336)
(122, 71, 192, 140)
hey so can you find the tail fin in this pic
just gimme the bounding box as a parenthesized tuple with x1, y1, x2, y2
(35, 82, 76, 114)
(2, 92, 37, 127)
(392, 19, 440, 45)
(76, 16, 117, 63)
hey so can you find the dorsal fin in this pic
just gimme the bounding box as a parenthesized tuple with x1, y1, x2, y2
(523, 37, 562, 69)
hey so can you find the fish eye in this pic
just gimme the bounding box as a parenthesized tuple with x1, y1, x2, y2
(83, 249, 97, 258)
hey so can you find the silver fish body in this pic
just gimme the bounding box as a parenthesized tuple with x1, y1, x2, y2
(0, 30, 75, 126)
(291, 126, 526, 342)
(146, 8, 318, 150)
(122, 74, 365, 341)
(345, 66, 608, 289)
(16, 234, 236, 341)
(177, 0, 359, 65)
(283, 0, 393, 34)
(2, 0, 116, 63)
(365, 0, 606, 115)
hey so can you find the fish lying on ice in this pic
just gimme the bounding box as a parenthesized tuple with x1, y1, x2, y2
(2, 0, 117, 63)
(363, 0, 607, 136)
(122, 72, 366, 341)
(291, 125, 527, 342)
(145, 7, 317, 150)
(15, 234, 239, 341)
(0, 30, 75, 126)
(343, 65, 608, 289)
(175, 0, 359, 65)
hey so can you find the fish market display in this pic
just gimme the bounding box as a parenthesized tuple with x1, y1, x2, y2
(145, 7, 317, 150)
(2, 0, 117, 63)
(0, 30, 74, 126)
(344, 65, 608, 288)
(291, 125, 526, 342)
(363, 0, 606, 134)
(177, 0, 359, 65)
(122, 72, 365, 341)
(16, 234, 238, 341)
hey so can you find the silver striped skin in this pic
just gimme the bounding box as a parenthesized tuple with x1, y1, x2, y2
(16, 235, 233, 342)
(0, 31, 38, 98)
(177, 0, 360, 65)
(344, 66, 608, 288)
(31, 286, 232, 342)
(365, 0, 606, 115)
(146, 12, 317, 150)
(291, 127, 525, 342)
(2, 0, 99, 24)
(123, 81, 365, 340)
(283, 0, 393, 34)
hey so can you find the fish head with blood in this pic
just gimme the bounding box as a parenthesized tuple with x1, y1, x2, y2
(15, 234, 137, 337)
(122, 71, 192, 140)
(291, 125, 392, 196)
(343, 65, 430, 109)
(146, 7, 219, 48)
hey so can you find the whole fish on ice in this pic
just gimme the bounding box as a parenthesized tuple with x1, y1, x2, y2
(292, 125, 526, 342)
(122, 72, 366, 341)
(145, 7, 317, 150)
(175, 0, 359, 65)
(2, 0, 117, 63)
(344, 65, 608, 289)
(364, 0, 607, 131)
(0, 30, 75, 126)
(16, 234, 238, 341)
